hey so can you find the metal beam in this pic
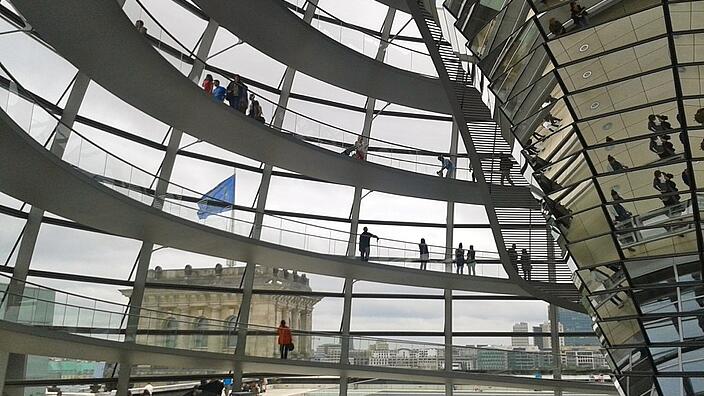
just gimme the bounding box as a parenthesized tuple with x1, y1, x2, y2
(238, 1, 319, 390)
(445, 122, 459, 396)
(0, 71, 90, 396)
(117, 18, 219, 396)
(549, 304, 562, 396)
(339, 9, 395, 395)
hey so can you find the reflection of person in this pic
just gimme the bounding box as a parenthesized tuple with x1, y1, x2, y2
(649, 136, 676, 159)
(682, 168, 692, 188)
(653, 170, 681, 207)
(544, 197, 572, 228)
(548, 18, 566, 36)
(545, 114, 562, 126)
(610, 189, 632, 223)
(648, 114, 672, 133)
(524, 138, 540, 155)
(607, 155, 627, 171)
(536, 173, 562, 194)
(541, 114, 561, 133)
(570, 1, 589, 27)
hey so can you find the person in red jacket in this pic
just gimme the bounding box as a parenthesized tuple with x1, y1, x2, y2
(202, 74, 214, 94)
(277, 320, 293, 359)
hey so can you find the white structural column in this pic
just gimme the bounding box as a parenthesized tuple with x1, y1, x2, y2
(338, 278, 354, 396)
(0, 72, 90, 396)
(345, 7, 396, 257)
(116, 19, 219, 396)
(546, 232, 562, 396)
(549, 304, 562, 396)
(340, 9, 396, 396)
(234, 1, 319, 389)
(444, 122, 459, 396)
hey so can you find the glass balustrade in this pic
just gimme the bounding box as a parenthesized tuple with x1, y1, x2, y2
(0, 63, 507, 279)
(282, 0, 437, 77)
(119, 0, 480, 181)
(0, 275, 609, 375)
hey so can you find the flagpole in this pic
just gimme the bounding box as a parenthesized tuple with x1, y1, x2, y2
(226, 167, 236, 268)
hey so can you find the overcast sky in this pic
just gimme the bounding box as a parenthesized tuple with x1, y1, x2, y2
(0, 0, 552, 346)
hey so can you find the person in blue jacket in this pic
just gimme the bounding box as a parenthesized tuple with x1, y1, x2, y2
(212, 80, 227, 102)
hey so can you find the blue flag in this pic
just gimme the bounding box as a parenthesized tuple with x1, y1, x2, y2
(197, 175, 235, 220)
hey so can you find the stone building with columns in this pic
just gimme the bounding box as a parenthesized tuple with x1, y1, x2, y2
(121, 264, 320, 360)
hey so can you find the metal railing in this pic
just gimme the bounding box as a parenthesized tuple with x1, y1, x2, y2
(120, 0, 478, 181)
(0, 62, 511, 279)
(0, 274, 609, 374)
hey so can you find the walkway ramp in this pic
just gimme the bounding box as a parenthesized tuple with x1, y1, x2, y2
(0, 320, 617, 394)
(0, 109, 527, 296)
(12, 0, 530, 207)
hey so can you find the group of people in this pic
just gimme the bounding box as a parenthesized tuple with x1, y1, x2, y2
(548, 1, 589, 37)
(454, 243, 478, 275)
(131, 18, 263, 124)
(360, 229, 536, 280)
(358, 228, 478, 274)
(508, 244, 533, 281)
(202, 74, 265, 123)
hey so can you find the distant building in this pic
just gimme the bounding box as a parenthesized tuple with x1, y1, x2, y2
(121, 264, 321, 363)
(476, 348, 508, 371)
(562, 347, 609, 370)
(508, 347, 552, 371)
(532, 325, 544, 349)
(512, 322, 530, 347)
(557, 307, 599, 347)
(537, 320, 565, 350)
(452, 346, 477, 371)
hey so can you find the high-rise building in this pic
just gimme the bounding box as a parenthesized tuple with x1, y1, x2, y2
(538, 321, 565, 350)
(511, 322, 530, 347)
(532, 325, 545, 350)
(557, 307, 599, 347)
